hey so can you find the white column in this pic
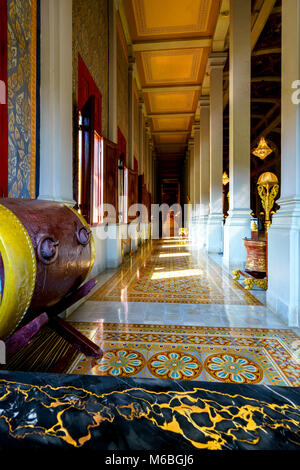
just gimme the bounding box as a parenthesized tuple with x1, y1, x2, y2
(188, 139, 195, 242)
(39, 0, 75, 205)
(149, 140, 153, 193)
(138, 98, 144, 175)
(199, 97, 210, 248)
(192, 121, 201, 244)
(193, 121, 201, 210)
(128, 57, 136, 170)
(267, 0, 300, 327)
(206, 54, 227, 253)
(186, 150, 190, 203)
(223, 0, 251, 268)
(108, 0, 118, 143)
(153, 155, 157, 203)
(189, 139, 195, 205)
(145, 127, 150, 190)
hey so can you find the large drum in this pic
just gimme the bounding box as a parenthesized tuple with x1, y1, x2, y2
(0, 199, 95, 339)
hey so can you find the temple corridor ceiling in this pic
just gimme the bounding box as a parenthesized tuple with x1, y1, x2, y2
(123, 0, 221, 181)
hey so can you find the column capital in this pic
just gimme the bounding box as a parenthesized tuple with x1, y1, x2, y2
(128, 56, 136, 73)
(193, 120, 200, 132)
(208, 52, 227, 70)
(188, 138, 195, 149)
(198, 96, 210, 108)
(138, 94, 144, 106)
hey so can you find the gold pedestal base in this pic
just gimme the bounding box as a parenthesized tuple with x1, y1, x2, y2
(232, 270, 268, 291)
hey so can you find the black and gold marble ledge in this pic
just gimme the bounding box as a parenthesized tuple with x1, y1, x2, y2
(0, 371, 299, 450)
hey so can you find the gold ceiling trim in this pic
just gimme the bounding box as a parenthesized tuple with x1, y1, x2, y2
(132, 0, 212, 37)
(141, 49, 204, 86)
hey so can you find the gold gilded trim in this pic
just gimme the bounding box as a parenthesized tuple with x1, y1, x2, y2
(30, 0, 37, 199)
(0, 204, 37, 339)
(65, 205, 96, 278)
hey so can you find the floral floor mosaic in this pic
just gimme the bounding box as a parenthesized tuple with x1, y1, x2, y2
(90, 239, 261, 305)
(67, 322, 300, 387)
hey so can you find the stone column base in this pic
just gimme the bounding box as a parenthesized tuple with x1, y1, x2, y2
(223, 209, 251, 270)
(267, 197, 300, 327)
(106, 223, 127, 268)
(206, 213, 224, 253)
(196, 214, 208, 249)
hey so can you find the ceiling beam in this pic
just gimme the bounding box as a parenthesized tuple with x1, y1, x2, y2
(132, 38, 212, 52)
(252, 103, 280, 135)
(251, 76, 281, 82)
(252, 47, 281, 55)
(257, 114, 281, 139)
(223, 0, 278, 109)
(152, 131, 189, 135)
(149, 112, 194, 119)
(251, 0, 277, 50)
(155, 143, 187, 147)
(142, 85, 201, 93)
(251, 97, 280, 103)
(212, 0, 230, 52)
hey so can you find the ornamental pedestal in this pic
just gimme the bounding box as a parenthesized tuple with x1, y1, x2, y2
(243, 238, 267, 279)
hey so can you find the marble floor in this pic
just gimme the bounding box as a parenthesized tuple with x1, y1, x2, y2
(67, 238, 300, 387)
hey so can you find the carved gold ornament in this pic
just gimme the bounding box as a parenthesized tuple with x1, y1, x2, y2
(222, 172, 230, 186)
(257, 172, 279, 232)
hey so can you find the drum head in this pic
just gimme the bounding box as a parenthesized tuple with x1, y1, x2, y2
(0, 204, 36, 339)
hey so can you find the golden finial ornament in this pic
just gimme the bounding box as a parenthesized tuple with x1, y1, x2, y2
(257, 172, 279, 232)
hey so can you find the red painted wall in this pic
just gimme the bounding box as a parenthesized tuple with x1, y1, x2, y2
(78, 54, 102, 135)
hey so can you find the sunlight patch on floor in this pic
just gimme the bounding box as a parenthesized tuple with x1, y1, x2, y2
(151, 269, 203, 280)
(159, 252, 191, 258)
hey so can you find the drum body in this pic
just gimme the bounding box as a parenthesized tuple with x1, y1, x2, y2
(0, 199, 95, 339)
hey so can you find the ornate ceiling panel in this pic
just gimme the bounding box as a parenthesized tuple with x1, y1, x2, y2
(154, 134, 188, 145)
(124, 0, 220, 40)
(123, 0, 221, 180)
(151, 116, 191, 132)
(145, 90, 198, 114)
(136, 48, 208, 86)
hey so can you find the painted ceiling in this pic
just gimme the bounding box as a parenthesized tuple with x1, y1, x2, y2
(123, 0, 221, 179)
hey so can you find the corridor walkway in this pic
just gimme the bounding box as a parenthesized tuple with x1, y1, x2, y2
(67, 239, 300, 387)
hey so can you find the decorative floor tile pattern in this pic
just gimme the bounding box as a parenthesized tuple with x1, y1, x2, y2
(90, 239, 261, 305)
(67, 322, 300, 387)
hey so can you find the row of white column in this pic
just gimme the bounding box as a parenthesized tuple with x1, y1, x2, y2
(188, 0, 300, 326)
(189, 0, 251, 258)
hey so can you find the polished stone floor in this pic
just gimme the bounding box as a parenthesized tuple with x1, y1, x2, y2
(68, 238, 300, 387)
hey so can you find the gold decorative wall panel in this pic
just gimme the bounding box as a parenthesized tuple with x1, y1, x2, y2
(7, 0, 37, 199)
